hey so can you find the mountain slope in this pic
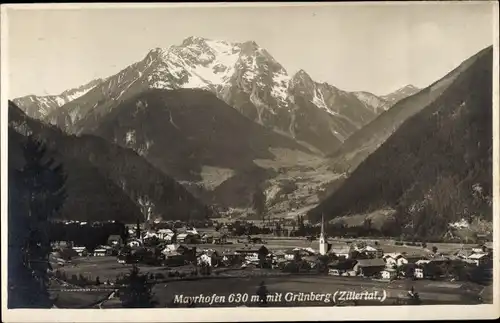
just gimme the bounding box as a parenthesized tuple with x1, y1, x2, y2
(12, 79, 103, 120)
(309, 46, 493, 239)
(381, 84, 421, 107)
(32, 37, 387, 153)
(8, 101, 211, 221)
(88, 88, 319, 207)
(353, 91, 391, 114)
(329, 48, 490, 173)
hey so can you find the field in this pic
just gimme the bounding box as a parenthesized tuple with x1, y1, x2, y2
(153, 275, 486, 308)
(51, 257, 488, 309)
(50, 236, 490, 308)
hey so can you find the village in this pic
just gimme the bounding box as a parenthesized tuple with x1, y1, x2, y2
(48, 215, 493, 307)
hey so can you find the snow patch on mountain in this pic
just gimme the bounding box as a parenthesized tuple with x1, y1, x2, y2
(381, 84, 421, 105)
(271, 70, 291, 104)
(64, 85, 98, 103)
(12, 79, 102, 120)
(312, 88, 329, 112)
(353, 91, 389, 113)
(125, 130, 135, 144)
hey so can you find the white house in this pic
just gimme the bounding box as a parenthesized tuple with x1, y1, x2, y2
(472, 247, 485, 254)
(94, 248, 107, 257)
(414, 267, 424, 279)
(467, 253, 490, 266)
(245, 253, 259, 263)
(158, 229, 174, 240)
(161, 244, 180, 255)
(365, 245, 384, 258)
(328, 246, 351, 259)
(72, 246, 88, 257)
(177, 233, 189, 243)
(127, 239, 142, 248)
(383, 253, 408, 267)
(272, 250, 286, 260)
(186, 228, 199, 235)
(197, 253, 212, 267)
(284, 249, 296, 261)
(143, 230, 160, 239)
(361, 245, 377, 253)
(381, 268, 397, 280)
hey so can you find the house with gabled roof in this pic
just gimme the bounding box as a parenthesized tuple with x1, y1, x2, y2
(353, 258, 386, 277)
(467, 253, 490, 266)
(328, 245, 351, 259)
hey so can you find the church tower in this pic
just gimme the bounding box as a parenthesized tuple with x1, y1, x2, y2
(319, 214, 327, 255)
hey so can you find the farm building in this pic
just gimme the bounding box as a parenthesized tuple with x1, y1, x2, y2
(467, 253, 490, 266)
(361, 245, 384, 258)
(328, 246, 351, 259)
(93, 248, 107, 257)
(414, 267, 424, 279)
(72, 246, 88, 257)
(383, 253, 408, 268)
(353, 259, 386, 277)
(381, 268, 398, 280)
(177, 233, 200, 244)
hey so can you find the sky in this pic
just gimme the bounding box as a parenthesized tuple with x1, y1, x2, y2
(4, 2, 496, 98)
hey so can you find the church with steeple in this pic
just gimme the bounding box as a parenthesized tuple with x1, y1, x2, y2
(319, 214, 328, 255)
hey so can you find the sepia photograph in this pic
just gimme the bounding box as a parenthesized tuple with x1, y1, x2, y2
(1, 1, 499, 322)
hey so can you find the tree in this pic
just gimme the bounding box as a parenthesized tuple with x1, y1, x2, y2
(135, 219, 141, 239)
(8, 135, 67, 308)
(138, 195, 155, 228)
(119, 265, 158, 308)
(256, 281, 269, 305)
(252, 186, 267, 224)
(78, 274, 87, 287)
(119, 222, 130, 244)
(297, 215, 306, 236)
(317, 255, 330, 274)
(258, 245, 269, 268)
(363, 218, 372, 231)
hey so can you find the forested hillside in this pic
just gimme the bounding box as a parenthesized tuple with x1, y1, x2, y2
(309, 46, 493, 240)
(9, 101, 211, 221)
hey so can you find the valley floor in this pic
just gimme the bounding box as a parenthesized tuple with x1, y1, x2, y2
(49, 236, 490, 309)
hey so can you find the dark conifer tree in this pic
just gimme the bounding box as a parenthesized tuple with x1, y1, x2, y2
(252, 186, 267, 224)
(8, 135, 67, 308)
(119, 265, 157, 308)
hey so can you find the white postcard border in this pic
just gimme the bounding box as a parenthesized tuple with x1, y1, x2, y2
(1, 1, 499, 322)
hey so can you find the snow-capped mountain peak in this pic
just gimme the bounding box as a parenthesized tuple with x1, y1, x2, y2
(381, 84, 421, 105)
(13, 36, 396, 154)
(353, 91, 390, 113)
(12, 78, 102, 119)
(146, 37, 244, 91)
(394, 84, 419, 94)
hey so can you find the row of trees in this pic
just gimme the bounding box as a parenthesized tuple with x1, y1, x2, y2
(49, 221, 128, 252)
